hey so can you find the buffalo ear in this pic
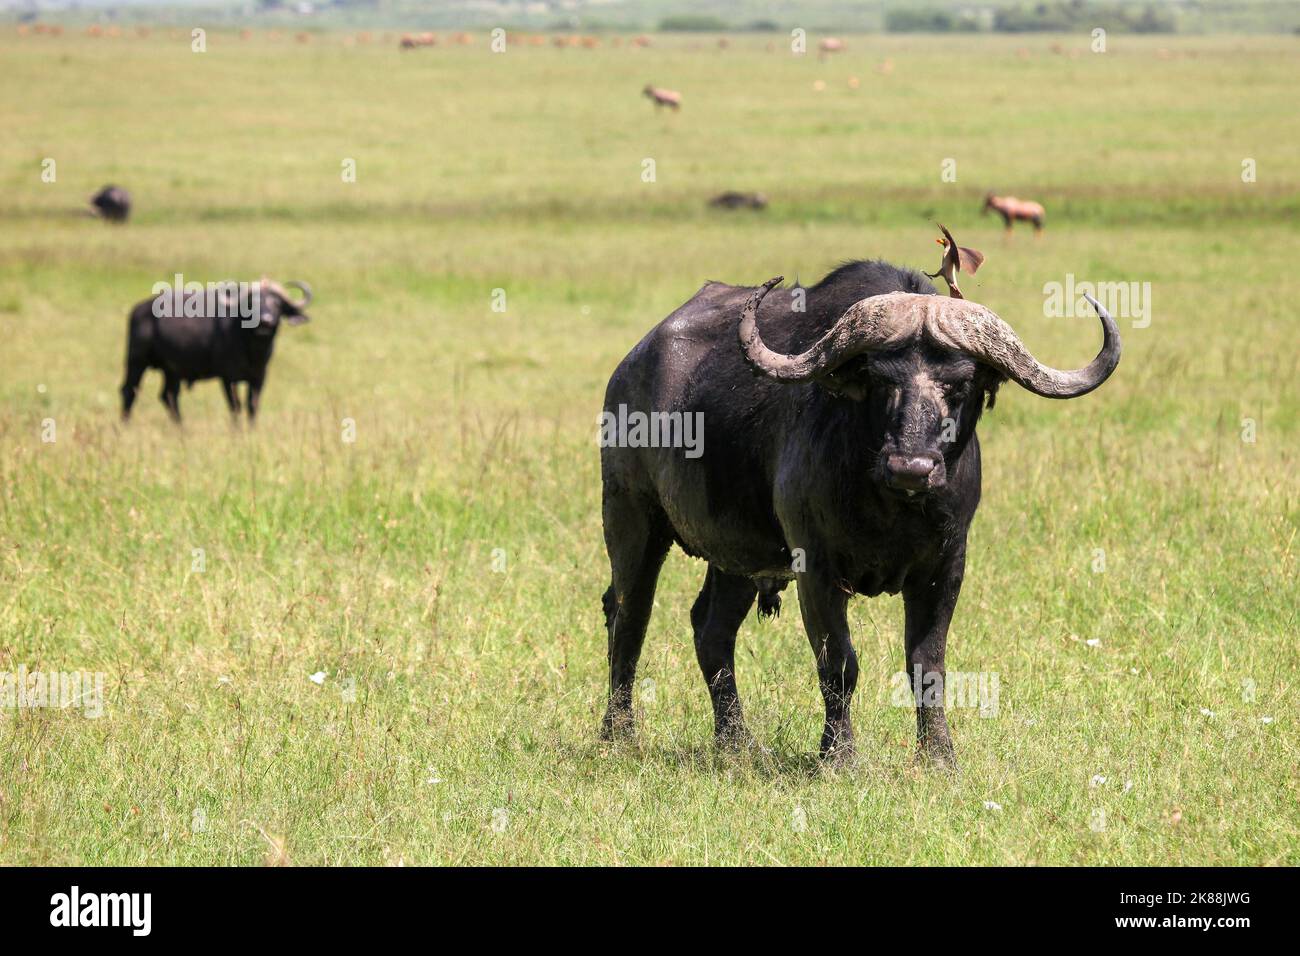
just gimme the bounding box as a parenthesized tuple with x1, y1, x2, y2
(285, 313, 310, 325)
(817, 356, 871, 401)
(982, 373, 1005, 409)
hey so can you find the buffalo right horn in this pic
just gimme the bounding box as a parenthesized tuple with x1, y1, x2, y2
(738, 278, 916, 383)
(283, 280, 313, 307)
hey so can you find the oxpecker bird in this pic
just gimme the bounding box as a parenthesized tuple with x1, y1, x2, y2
(925, 223, 984, 299)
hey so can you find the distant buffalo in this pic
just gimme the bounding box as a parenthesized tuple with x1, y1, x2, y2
(709, 191, 768, 211)
(120, 279, 312, 423)
(90, 185, 131, 223)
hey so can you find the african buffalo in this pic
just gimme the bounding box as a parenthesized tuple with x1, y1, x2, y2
(90, 185, 131, 223)
(120, 278, 311, 423)
(709, 191, 768, 211)
(599, 259, 1119, 766)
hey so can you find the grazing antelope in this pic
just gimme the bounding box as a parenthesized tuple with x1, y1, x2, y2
(983, 193, 1046, 234)
(400, 32, 437, 50)
(643, 85, 681, 111)
(819, 37, 844, 59)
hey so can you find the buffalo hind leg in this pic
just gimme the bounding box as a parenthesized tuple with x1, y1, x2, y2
(120, 362, 146, 421)
(159, 373, 181, 423)
(600, 495, 672, 740)
(796, 572, 858, 764)
(691, 566, 757, 746)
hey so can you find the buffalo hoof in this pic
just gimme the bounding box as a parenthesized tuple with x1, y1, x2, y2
(714, 722, 760, 752)
(819, 728, 857, 766)
(599, 708, 636, 742)
(914, 740, 958, 773)
(820, 744, 857, 768)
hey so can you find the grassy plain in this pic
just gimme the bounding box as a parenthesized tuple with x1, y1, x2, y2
(0, 29, 1296, 864)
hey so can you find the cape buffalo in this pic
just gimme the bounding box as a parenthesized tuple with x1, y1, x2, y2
(709, 191, 768, 211)
(120, 279, 311, 423)
(90, 185, 131, 223)
(599, 260, 1119, 766)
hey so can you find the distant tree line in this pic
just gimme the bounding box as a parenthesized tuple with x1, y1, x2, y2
(887, 2, 1175, 34)
(885, 9, 982, 33)
(992, 2, 1175, 33)
(657, 15, 781, 32)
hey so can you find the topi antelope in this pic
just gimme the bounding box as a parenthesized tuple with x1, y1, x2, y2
(983, 192, 1045, 234)
(643, 85, 681, 110)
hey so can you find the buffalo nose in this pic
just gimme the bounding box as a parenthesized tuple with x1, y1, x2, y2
(885, 455, 936, 490)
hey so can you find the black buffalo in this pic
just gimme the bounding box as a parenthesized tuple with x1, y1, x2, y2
(709, 191, 768, 211)
(120, 279, 311, 423)
(599, 260, 1119, 766)
(90, 185, 132, 223)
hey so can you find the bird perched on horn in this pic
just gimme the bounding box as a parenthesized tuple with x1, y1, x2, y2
(924, 223, 985, 299)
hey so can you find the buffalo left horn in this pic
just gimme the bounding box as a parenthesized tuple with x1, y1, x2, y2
(928, 292, 1119, 398)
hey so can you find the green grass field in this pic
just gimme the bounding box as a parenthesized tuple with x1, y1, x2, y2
(0, 29, 1296, 865)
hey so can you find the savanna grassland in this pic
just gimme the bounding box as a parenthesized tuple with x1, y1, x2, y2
(0, 28, 1296, 865)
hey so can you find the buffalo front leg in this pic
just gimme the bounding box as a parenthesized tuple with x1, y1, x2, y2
(902, 551, 966, 770)
(222, 379, 242, 419)
(796, 573, 858, 763)
(246, 375, 264, 423)
(691, 566, 758, 746)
